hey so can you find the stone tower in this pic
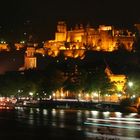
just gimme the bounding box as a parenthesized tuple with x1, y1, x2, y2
(57, 21, 67, 33)
(55, 21, 67, 41)
(24, 47, 36, 69)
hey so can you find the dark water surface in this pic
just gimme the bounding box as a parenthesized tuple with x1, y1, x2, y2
(0, 107, 140, 140)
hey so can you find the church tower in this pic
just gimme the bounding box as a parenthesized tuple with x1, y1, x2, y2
(24, 47, 37, 69)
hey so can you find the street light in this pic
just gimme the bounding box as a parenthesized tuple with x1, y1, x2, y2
(131, 95, 136, 98)
(128, 81, 133, 87)
(127, 81, 133, 98)
(17, 89, 23, 101)
(78, 93, 81, 97)
(29, 92, 33, 96)
(29, 92, 34, 100)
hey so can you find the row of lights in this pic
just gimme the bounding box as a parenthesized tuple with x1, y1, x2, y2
(17, 80, 136, 100)
(0, 41, 6, 44)
(18, 91, 122, 97)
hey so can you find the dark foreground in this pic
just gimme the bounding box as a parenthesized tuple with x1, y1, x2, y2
(0, 107, 140, 140)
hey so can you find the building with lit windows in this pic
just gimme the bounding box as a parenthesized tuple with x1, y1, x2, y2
(43, 21, 135, 58)
(0, 43, 9, 51)
(24, 47, 36, 70)
(105, 66, 126, 92)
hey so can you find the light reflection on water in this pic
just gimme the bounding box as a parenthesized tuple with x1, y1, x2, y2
(52, 109, 56, 117)
(15, 107, 140, 139)
(77, 110, 82, 123)
(115, 112, 122, 118)
(85, 110, 90, 118)
(91, 111, 99, 119)
(43, 109, 47, 115)
(103, 111, 110, 118)
(59, 109, 65, 128)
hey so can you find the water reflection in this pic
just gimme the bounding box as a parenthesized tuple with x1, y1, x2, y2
(91, 111, 99, 119)
(77, 110, 82, 123)
(103, 111, 110, 118)
(85, 110, 90, 118)
(52, 109, 56, 117)
(14, 107, 140, 139)
(43, 109, 47, 115)
(115, 112, 122, 118)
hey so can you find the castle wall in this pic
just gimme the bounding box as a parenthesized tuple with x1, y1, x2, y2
(55, 32, 67, 42)
(44, 22, 135, 58)
(67, 29, 85, 42)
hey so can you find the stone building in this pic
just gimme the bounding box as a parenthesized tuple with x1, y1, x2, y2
(105, 66, 126, 92)
(0, 43, 9, 51)
(44, 21, 135, 58)
(24, 47, 36, 69)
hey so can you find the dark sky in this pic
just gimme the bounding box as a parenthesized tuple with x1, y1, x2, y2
(0, 0, 140, 42)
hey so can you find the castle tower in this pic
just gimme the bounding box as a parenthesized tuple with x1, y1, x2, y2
(55, 21, 67, 41)
(24, 47, 37, 69)
(57, 21, 67, 33)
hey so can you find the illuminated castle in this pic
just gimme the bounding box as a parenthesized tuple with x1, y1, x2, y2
(44, 21, 135, 58)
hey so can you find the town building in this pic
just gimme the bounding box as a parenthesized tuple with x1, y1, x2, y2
(24, 47, 36, 69)
(0, 43, 9, 51)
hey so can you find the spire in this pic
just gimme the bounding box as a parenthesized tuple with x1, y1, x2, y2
(104, 59, 113, 76)
(105, 67, 113, 76)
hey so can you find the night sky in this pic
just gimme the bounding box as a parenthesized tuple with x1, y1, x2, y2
(0, 0, 140, 42)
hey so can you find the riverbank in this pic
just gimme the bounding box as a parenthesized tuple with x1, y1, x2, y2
(15, 100, 120, 112)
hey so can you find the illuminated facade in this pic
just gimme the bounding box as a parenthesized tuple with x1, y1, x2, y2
(0, 44, 9, 51)
(105, 66, 126, 92)
(15, 43, 25, 50)
(14, 42, 38, 51)
(44, 21, 135, 58)
(24, 47, 37, 69)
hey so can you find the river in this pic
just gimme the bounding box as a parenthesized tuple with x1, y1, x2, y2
(0, 107, 139, 140)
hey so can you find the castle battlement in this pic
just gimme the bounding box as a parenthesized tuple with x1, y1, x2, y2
(44, 21, 135, 58)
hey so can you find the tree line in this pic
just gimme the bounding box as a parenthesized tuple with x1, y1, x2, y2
(0, 63, 116, 99)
